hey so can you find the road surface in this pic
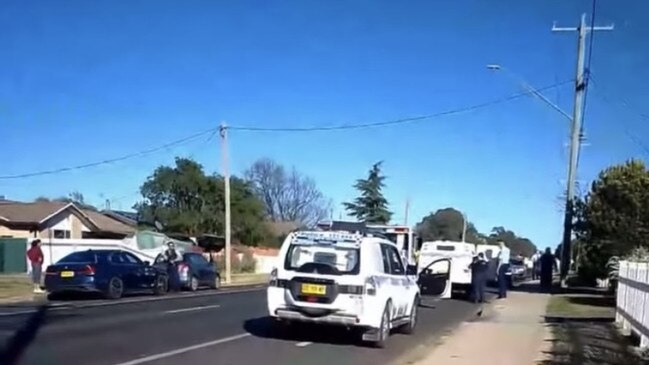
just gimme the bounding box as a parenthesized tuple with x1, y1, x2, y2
(0, 287, 487, 365)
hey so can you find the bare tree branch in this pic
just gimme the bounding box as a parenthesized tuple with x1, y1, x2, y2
(245, 158, 330, 226)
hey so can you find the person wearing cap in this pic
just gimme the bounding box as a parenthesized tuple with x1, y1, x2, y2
(26, 239, 44, 294)
(469, 252, 489, 304)
(163, 241, 181, 292)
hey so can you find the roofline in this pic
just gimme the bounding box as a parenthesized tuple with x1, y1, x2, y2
(39, 202, 100, 231)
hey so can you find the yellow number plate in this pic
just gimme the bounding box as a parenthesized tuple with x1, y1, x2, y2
(60, 271, 75, 278)
(301, 284, 326, 295)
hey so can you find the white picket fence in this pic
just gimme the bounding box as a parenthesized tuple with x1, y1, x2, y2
(616, 260, 649, 348)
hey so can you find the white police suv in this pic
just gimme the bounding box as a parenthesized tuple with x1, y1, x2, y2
(267, 230, 425, 348)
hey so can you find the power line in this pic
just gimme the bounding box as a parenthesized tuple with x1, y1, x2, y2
(1, 80, 572, 180)
(229, 80, 573, 132)
(0, 127, 217, 180)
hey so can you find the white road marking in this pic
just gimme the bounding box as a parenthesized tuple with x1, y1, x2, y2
(164, 304, 220, 314)
(0, 286, 264, 317)
(112, 333, 251, 365)
(295, 341, 312, 347)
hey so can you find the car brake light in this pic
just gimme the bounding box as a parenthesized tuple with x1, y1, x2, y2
(80, 265, 95, 276)
(269, 268, 278, 287)
(365, 276, 377, 296)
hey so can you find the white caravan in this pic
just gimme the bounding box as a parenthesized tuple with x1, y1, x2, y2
(418, 240, 475, 297)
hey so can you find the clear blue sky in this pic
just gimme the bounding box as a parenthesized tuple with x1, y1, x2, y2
(1, 0, 648, 248)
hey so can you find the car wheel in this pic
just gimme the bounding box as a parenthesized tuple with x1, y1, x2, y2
(399, 296, 419, 335)
(105, 277, 124, 299)
(210, 276, 221, 290)
(189, 276, 199, 292)
(371, 302, 391, 349)
(153, 275, 168, 296)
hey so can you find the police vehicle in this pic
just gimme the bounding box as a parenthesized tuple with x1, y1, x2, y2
(267, 230, 450, 347)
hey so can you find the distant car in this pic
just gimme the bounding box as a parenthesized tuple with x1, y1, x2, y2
(508, 259, 528, 287)
(44, 249, 168, 299)
(154, 252, 221, 291)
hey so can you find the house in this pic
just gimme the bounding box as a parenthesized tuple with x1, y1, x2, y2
(0, 201, 136, 239)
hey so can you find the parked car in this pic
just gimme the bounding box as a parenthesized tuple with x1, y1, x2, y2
(153, 252, 221, 291)
(44, 249, 168, 299)
(508, 258, 528, 287)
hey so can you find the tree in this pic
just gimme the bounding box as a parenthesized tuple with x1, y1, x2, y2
(487, 226, 537, 258)
(134, 157, 270, 245)
(244, 158, 331, 226)
(415, 208, 483, 244)
(573, 159, 649, 279)
(344, 162, 392, 224)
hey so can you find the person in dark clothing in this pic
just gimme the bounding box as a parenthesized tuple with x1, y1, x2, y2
(539, 247, 557, 291)
(163, 242, 181, 292)
(469, 253, 489, 303)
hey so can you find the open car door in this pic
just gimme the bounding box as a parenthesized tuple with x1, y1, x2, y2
(416, 258, 452, 299)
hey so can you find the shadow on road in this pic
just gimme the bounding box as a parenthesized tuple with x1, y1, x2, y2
(243, 316, 366, 347)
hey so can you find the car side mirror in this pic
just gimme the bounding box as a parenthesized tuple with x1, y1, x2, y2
(406, 265, 418, 276)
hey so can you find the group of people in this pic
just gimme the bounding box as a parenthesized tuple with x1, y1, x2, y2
(469, 241, 511, 304)
(468, 244, 559, 303)
(531, 247, 558, 291)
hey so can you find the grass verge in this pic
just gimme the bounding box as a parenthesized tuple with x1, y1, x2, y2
(228, 273, 268, 286)
(0, 275, 34, 300)
(546, 293, 615, 319)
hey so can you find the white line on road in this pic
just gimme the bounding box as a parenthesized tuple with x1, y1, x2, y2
(295, 341, 312, 347)
(164, 304, 220, 314)
(0, 286, 264, 317)
(112, 333, 251, 365)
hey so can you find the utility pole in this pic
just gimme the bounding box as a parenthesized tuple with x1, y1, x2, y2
(404, 198, 410, 226)
(220, 123, 231, 284)
(461, 212, 467, 243)
(553, 13, 613, 286)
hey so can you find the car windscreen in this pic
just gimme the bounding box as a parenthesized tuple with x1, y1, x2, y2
(57, 251, 101, 264)
(284, 243, 360, 275)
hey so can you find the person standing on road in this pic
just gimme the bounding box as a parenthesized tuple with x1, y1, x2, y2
(26, 239, 44, 294)
(469, 252, 489, 304)
(497, 241, 511, 299)
(163, 242, 182, 292)
(539, 247, 557, 291)
(531, 251, 542, 280)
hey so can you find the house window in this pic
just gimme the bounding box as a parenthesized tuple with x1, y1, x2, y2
(53, 230, 71, 239)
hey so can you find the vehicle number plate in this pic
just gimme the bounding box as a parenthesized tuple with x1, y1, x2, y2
(301, 284, 326, 295)
(60, 271, 75, 278)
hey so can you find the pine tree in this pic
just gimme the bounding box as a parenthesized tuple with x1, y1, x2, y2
(344, 162, 392, 224)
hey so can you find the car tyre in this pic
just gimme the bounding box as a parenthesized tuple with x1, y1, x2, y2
(370, 302, 391, 349)
(153, 275, 168, 296)
(105, 277, 124, 299)
(399, 296, 419, 335)
(189, 276, 199, 292)
(210, 275, 221, 290)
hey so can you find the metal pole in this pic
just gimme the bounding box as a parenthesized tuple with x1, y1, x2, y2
(553, 14, 614, 286)
(220, 123, 231, 284)
(404, 198, 410, 226)
(462, 212, 467, 243)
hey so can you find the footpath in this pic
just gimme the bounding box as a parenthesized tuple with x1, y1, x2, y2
(413, 289, 551, 365)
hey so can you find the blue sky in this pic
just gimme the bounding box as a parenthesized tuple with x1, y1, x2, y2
(1, 0, 648, 248)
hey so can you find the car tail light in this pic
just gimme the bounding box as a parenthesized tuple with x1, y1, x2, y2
(45, 266, 57, 276)
(269, 268, 278, 287)
(364, 276, 377, 296)
(79, 265, 95, 276)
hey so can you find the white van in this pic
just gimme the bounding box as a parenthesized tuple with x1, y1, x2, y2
(418, 240, 475, 297)
(267, 230, 450, 347)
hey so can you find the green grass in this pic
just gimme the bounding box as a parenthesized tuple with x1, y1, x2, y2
(0, 275, 34, 300)
(546, 294, 616, 318)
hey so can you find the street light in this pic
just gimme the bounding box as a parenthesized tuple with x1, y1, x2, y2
(486, 64, 572, 121)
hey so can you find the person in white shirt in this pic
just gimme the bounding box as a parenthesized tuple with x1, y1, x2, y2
(531, 251, 542, 280)
(497, 241, 511, 299)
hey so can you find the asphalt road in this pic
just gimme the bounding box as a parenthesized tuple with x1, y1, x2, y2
(0, 287, 489, 365)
